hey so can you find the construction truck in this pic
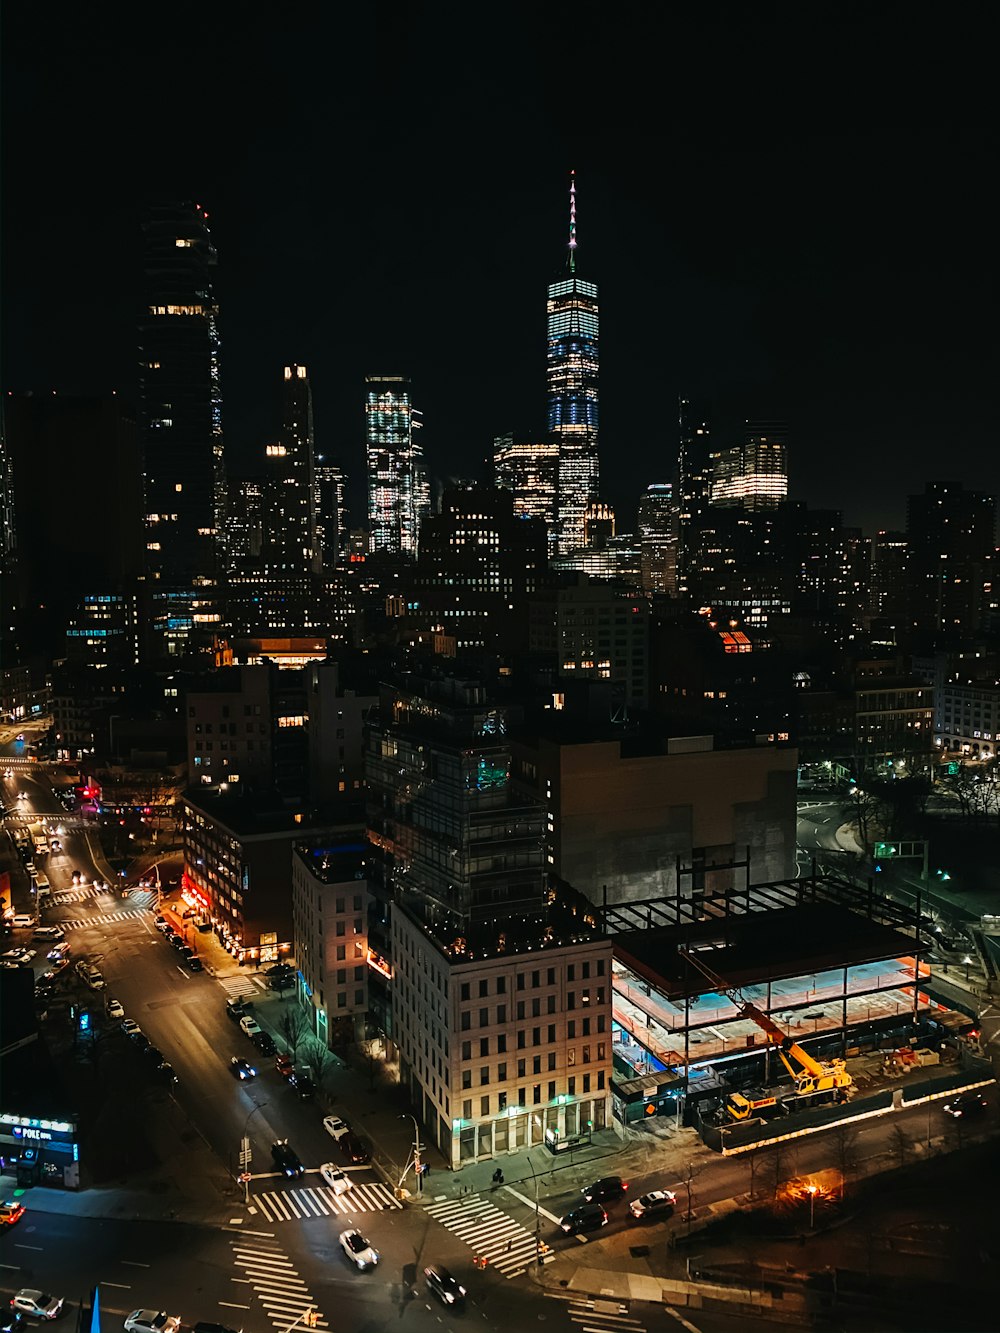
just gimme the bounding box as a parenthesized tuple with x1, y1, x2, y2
(678, 950, 854, 1123)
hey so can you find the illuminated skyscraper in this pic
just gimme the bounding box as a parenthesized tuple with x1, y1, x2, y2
(710, 421, 788, 512)
(277, 364, 318, 573)
(315, 459, 348, 570)
(139, 201, 226, 656)
(638, 482, 679, 597)
(548, 173, 599, 554)
(493, 433, 558, 554)
(365, 376, 418, 556)
(677, 397, 711, 591)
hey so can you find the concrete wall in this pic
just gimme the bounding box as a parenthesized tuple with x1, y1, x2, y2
(514, 737, 797, 905)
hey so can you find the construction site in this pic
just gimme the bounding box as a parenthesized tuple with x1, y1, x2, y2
(602, 867, 992, 1150)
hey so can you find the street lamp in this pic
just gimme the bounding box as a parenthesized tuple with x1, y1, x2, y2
(398, 1113, 424, 1193)
(240, 1101, 268, 1204)
(963, 955, 973, 982)
(807, 1184, 817, 1230)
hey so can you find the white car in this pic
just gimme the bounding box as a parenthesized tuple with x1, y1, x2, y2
(323, 1115, 351, 1141)
(239, 1015, 262, 1038)
(10, 1291, 64, 1320)
(124, 1312, 181, 1333)
(339, 1227, 379, 1269)
(320, 1163, 352, 1193)
(106, 997, 125, 1020)
(84, 969, 106, 990)
(33, 926, 64, 942)
(121, 1019, 140, 1037)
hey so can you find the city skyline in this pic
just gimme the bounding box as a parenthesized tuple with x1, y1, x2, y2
(2, 7, 994, 536)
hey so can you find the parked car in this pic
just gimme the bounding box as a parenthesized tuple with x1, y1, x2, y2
(340, 1133, 371, 1164)
(288, 1072, 316, 1099)
(323, 1115, 351, 1141)
(560, 1204, 608, 1234)
(275, 1054, 294, 1080)
(32, 926, 63, 942)
(424, 1265, 466, 1308)
(320, 1163, 352, 1193)
(187, 956, 203, 972)
(106, 997, 124, 1020)
(124, 1313, 181, 1333)
(239, 1015, 262, 1038)
(225, 997, 248, 1021)
(8, 1293, 63, 1321)
(121, 1018, 140, 1037)
(144, 1046, 167, 1070)
(629, 1189, 676, 1220)
(230, 1057, 257, 1081)
(271, 1140, 304, 1178)
(581, 1175, 628, 1204)
(155, 1062, 178, 1086)
(131, 1032, 150, 1052)
(339, 1227, 379, 1270)
(251, 1031, 276, 1055)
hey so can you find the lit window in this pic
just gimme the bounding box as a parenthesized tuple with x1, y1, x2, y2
(175, 238, 193, 248)
(175, 483, 183, 493)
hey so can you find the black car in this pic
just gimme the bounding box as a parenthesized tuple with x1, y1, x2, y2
(156, 1061, 178, 1085)
(131, 1031, 150, 1052)
(268, 973, 295, 991)
(424, 1265, 466, 1308)
(265, 963, 293, 977)
(271, 1140, 305, 1178)
(169, 935, 186, 950)
(145, 1045, 166, 1068)
(226, 998, 248, 1021)
(187, 956, 204, 972)
(943, 1091, 989, 1118)
(560, 1203, 608, 1234)
(252, 1031, 276, 1055)
(288, 1072, 316, 1099)
(581, 1175, 628, 1204)
(230, 1056, 257, 1080)
(193, 1323, 241, 1333)
(340, 1133, 371, 1164)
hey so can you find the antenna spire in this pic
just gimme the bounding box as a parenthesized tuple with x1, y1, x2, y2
(568, 169, 577, 273)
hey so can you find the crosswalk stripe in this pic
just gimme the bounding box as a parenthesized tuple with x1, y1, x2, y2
(424, 1194, 553, 1277)
(251, 1179, 400, 1223)
(59, 910, 145, 929)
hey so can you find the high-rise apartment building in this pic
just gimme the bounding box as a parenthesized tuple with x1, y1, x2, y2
(493, 433, 558, 551)
(676, 398, 711, 591)
(638, 483, 679, 597)
(139, 202, 226, 656)
(366, 376, 418, 557)
(275, 364, 318, 573)
(548, 174, 599, 554)
(366, 669, 614, 1165)
(710, 421, 788, 512)
(906, 481, 996, 635)
(3, 394, 144, 657)
(869, 531, 910, 628)
(315, 458, 348, 570)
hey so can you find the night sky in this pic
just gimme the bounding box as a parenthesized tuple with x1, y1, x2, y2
(2, 3, 994, 533)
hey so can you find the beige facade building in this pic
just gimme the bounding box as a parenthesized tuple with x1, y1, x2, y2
(392, 898, 615, 1168)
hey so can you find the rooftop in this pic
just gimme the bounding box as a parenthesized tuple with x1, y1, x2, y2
(613, 901, 924, 1000)
(294, 838, 370, 885)
(397, 881, 606, 965)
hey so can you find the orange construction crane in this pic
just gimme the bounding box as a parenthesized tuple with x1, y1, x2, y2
(678, 949, 853, 1120)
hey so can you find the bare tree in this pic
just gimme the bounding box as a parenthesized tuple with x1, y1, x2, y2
(830, 1124, 861, 1193)
(767, 1139, 793, 1202)
(302, 1043, 335, 1089)
(680, 1160, 699, 1231)
(278, 1006, 308, 1062)
(888, 1123, 913, 1170)
(743, 1144, 766, 1201)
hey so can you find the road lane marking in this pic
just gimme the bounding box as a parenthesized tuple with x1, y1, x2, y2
(502, 1184, 562, 1224)
(218, 1304, 251, 1311)
(121, 1260, 150, 1267)
(101, 1283, 131, 1290)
